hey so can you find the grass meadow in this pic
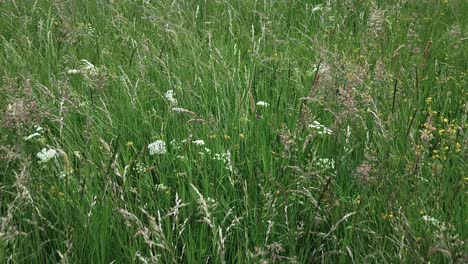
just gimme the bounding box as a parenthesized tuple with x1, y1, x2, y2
(0, 0, 467, 263)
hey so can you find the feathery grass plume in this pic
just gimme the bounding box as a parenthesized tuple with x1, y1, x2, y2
(190, 184, 214, 229)
(71, 59, 108, 90)
(277, 124, 295, 154)
(171, 107, 195, 115)
(368, 6, 385, 39)
(118, 207, 179, 263)
(2, 79, 43, 129)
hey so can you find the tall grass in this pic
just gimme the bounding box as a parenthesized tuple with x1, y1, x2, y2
(1, 0, 466, 263)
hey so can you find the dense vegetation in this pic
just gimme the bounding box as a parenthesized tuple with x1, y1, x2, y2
(0, 0, 466, 263)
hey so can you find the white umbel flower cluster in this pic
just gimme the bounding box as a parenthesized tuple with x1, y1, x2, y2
(214, 150, 233, 172)
(309, 121, 333, 135)
(148, 140, 167, 155)
(422, 215, 443, 227)
(192, 140, 205, 146)
(165, 90, 178, 106)
(67, 69, 81, 75)
(37, 148, 57, 163)
(256, 101, 269, 107)
(316, 158, 335, 170)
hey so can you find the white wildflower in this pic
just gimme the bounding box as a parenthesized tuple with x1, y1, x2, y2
(148, 140, 167, 155)
(37, 148, 57, 163)
(199, 148, 211, 156)
(256, 101, 269, 107)
(312, 63, 330, 74)
(156, 184, 169, 192)
(316, 158, 335, 170)
(134, 162, 147, 174)
(309, 121, 322, 129)
(192, 140, 205, 146)
(67, 69, 81, 75)
(308, 120, 333, 135)
(422, 215, 442, 227)
(165, 90, 178, 106)
(214, 150, 233, 172)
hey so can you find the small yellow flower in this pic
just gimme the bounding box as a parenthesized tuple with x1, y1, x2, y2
(224, 135, 231, 140)
(443, 118, 448, 123)
(381, 213, 394, 220)
(355, 195, 361, 205)
(239, 133, 245, 139)
(438, 129, 445, 135)
(126, 141, 134, 147)
(455, 142, 461, 152)
(425, 97, 432, 104)
(432, 149, 438, 154)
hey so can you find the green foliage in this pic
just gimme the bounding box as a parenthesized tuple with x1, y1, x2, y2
(0, 0, 466, 263)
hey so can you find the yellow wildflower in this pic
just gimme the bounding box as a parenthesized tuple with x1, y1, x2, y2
(455, 142, 461, 152)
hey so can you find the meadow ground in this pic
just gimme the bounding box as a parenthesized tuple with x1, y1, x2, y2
(0, 0, 466, 263)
